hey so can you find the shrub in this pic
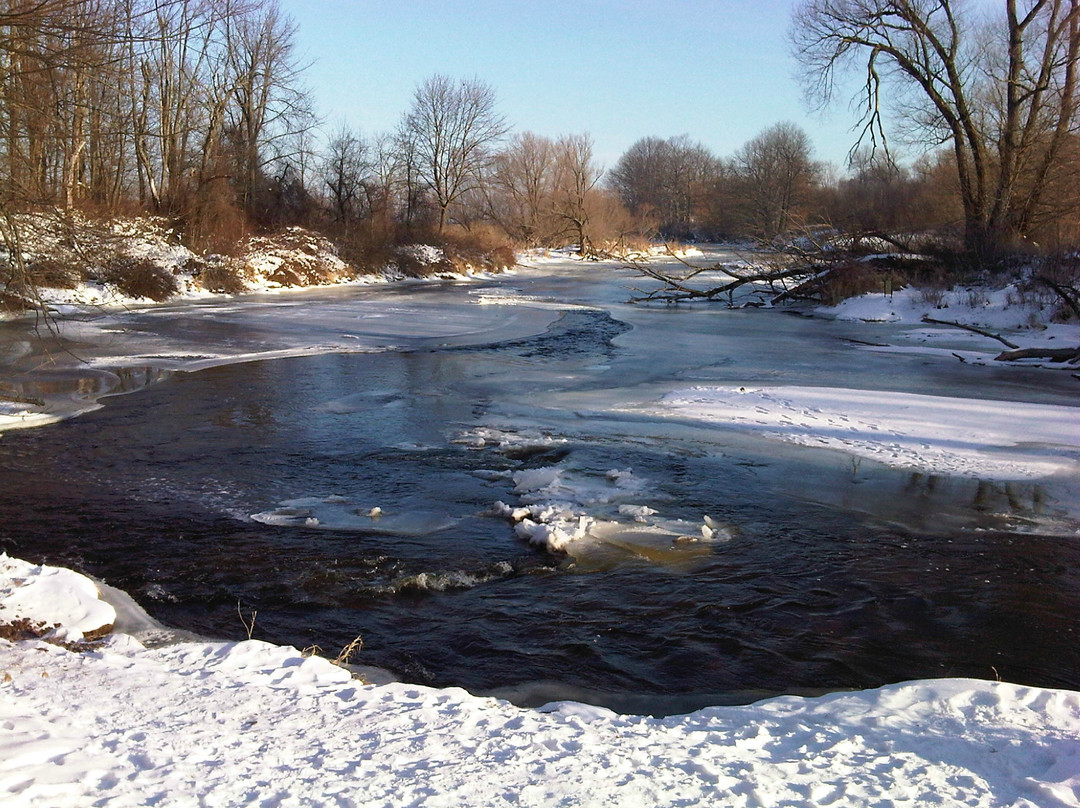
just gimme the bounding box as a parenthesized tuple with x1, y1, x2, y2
(195, 256, 248, 294)
(814, 262, 900, 306)
(26, 257, 85, 289)
(0, 289, 32, 312)
(435, 225, 518, 274)
(182, 177, 247, 255)
(488, 245, 517, 271)
(101, 255, 179, 301)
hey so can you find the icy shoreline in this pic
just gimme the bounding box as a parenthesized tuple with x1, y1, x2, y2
(2, 553, 1079, 807)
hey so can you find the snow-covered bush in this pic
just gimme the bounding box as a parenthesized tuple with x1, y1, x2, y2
(240, 227, 355, 287)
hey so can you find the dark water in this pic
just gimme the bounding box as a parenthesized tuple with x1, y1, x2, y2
(1, 265, 1079, 715)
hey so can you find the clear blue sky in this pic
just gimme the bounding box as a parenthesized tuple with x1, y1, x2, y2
(279, 0, 868, 172)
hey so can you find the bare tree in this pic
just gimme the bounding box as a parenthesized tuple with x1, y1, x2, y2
(402, 74, 508, 233)
(393, 119, 431, 233)
(551, 133, 604, 256)
(0, 0, 124, 208)
(361, 131, 402, 241)
(608, 135, 670, 226)
(609, 134, 721, 238)
(320, 123, 367, 226)
(792, 0, 1080, 259)
(733, 122, 819, 239)
(127, 0, 238, 213)
(224, 0, 313, 218)
(489, 131, 556, 246)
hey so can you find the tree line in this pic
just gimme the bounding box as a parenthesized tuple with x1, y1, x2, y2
(2, 0, 1078, 269)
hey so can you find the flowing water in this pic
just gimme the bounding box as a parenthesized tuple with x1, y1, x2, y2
(1, 255, 1078, 715)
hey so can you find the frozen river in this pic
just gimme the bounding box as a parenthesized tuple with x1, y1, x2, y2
(1, 252, 1078, 714)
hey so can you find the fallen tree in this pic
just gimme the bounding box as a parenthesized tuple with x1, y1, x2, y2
(995, 346, 1080, 363)
(619, 242, 838, 306)
(921, 306, 1078, 366)
(620, 239, 938, 307)
(921, 316, 1020, 350)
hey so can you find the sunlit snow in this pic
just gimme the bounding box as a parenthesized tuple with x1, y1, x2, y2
(2, 554, 1079, 807)
(651, 385, 1080, 480)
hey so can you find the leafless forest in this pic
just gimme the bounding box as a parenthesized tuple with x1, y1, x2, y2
(1, 0, 1078, 296)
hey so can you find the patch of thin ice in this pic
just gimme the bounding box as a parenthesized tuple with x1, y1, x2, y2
(251, 495, 459, 536)
(0, 407, 63, 432)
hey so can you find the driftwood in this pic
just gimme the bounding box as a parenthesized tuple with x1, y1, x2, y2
(920, 316, 1020, 349)
(921, 315, 1080, 363)
(995, 346, 1080, 363)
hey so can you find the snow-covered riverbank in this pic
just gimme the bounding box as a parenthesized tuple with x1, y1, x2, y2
(2, 554, 1079, 807)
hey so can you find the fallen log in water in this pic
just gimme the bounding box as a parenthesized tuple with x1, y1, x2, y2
(995, 346, 1080, 363)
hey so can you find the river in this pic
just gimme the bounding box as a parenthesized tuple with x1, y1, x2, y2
(1, 251, 1077, 715)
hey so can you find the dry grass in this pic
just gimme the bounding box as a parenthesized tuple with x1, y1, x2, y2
(0, 617, 57, 642)
(333, 634, 364, 666)
(299, 633, 366, 681)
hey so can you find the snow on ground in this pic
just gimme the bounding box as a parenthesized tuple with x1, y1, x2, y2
(2, 554, 1080, 808)
(653, 386, 1080, 481)
(817, 285, 1080, 363)
(820, 285, 1038, 328)
(0, 217, 506, 321)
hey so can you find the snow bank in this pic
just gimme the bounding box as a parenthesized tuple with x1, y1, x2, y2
(2, 555, 1080, 807)
(0, 554, 115, 642)
(0, 217, 510, 320)
(657, 385, 1080, 480)
(818, 285, 1080, 364)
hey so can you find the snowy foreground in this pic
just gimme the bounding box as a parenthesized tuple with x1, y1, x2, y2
(2, 555, 1080, 807)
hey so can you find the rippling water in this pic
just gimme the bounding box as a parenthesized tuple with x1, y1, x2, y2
(1, 260, 1078, 715)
